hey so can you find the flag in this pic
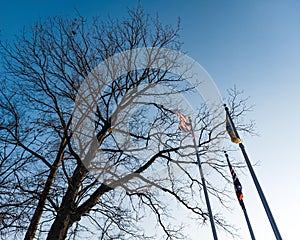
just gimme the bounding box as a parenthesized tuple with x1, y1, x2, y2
(175, 112, 192, 133)
(226, 152, 256, 240)
(227, 157, 245, 208)
(226, 113, 242, 144)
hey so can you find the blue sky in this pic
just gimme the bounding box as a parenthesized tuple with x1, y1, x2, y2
(1, 1, 300, 239)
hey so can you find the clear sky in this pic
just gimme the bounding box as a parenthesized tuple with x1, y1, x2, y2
(1, 1, 300, 239)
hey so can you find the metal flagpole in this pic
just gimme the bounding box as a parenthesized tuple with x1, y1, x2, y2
(224, 152, 256, 240)
(242, 206, 256, 240)
(189, 117, 218, 240)
(224, 105, 282, 240)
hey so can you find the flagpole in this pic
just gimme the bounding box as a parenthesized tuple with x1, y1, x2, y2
(189, 117, 218, 240)
(242, 205, 256, 240)
(224, 152, 256, 240)
(224, 105, 282, 240)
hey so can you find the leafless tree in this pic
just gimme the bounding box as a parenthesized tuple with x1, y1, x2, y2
(0, 7, 254, 240)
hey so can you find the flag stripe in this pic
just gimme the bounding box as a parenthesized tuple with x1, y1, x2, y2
(175, 112, 192, 133)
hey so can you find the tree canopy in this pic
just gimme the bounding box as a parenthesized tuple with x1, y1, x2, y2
(0, 7, 253, 240)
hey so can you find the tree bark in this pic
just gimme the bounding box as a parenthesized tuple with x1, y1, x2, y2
(46, 162, 88, 240)
(24, 138, 67, 240)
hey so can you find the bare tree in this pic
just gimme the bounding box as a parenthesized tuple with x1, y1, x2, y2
(0, 7, 253, 240)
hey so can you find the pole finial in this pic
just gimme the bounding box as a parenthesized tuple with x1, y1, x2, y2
(223, 104, 229, 111)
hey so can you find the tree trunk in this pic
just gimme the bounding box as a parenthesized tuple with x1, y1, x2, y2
(46, 163, 88, 240)
(46, 203, 75, 240)
(47, 124, 111, 239)
(24, 138, 67, 240)
(24, 164, 60, 240)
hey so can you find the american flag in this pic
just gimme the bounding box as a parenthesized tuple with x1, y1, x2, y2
(175, 112, 192, 133)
